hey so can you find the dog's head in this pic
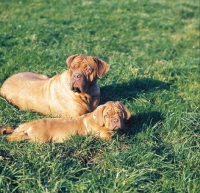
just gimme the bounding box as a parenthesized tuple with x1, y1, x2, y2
(66, 54, 110, 93)
(93, 101, 132, 131)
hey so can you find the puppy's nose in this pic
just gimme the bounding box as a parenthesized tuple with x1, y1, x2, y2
(73, 73, 82, 80)
(112, 118, 119, 125)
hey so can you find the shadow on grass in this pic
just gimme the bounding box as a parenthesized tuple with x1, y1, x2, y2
(100, 78, 170, 103)
(100, 78, 168, 138)
(125, 111, 164, 136)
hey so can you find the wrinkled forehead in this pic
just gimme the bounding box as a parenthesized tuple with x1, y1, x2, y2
(71, 55, 97, 68)
(104, 103, 121, 115)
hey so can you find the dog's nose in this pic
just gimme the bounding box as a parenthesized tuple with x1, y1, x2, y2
(112, 118, 119, 125)
(73, 73, 82, 80)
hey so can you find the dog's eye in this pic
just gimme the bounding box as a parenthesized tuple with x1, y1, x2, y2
(118, 111, 123, 117)
(84, 65, 92, 75)
(70, 66, 76, 71)
(105, 114, 110, 118)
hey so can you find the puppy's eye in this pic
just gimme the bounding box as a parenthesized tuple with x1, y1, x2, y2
(118, 111, 123, 117)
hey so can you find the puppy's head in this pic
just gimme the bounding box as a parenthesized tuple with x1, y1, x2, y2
(66, 54, 110, 93)
(93, 101, 131, 131)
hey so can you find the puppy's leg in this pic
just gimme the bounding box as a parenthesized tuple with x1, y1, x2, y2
(1, 126, 30, 141)
(5, 125, 32, 141)
(6, 132, 30, 141)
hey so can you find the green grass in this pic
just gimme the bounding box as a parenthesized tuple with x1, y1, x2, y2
(0, 0, 199, 192)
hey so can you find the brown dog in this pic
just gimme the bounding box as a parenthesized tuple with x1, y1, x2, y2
(0, 54, 110, 118)
(1, 101, 131, 142)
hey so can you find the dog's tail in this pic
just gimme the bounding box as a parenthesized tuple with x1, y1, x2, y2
(0, 127, 15, 135)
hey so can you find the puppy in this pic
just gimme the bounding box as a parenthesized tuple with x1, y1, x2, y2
(1, 101, 131, 143)
(0, 54, 110, 118)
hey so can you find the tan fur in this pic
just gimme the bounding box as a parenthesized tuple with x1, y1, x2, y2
(0, 54, 110, 118)
(2, 101, 131, 143)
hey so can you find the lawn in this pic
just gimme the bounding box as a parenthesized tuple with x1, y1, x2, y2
(0, 0, 199, 192)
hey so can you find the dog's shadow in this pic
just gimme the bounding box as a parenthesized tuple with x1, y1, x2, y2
(100, 78, 169, 136)
(100, 78, 170, 103)
(124, 111, 164, 136)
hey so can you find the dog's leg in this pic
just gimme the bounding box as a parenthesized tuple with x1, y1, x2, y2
(0, 126, 30, 141)
(0, 127, 30, 141)
(6, 132, 30, 141)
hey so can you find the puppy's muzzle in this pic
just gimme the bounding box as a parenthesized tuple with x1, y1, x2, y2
(111, 118, 121, 130)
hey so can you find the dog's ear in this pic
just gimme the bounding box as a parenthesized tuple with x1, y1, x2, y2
(93, 105, 106, 126)
(115, 101, 132, 120)
(66, 54, 79, 68)
(94, 57, 110, 79)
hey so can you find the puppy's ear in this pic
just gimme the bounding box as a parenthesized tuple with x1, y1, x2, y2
(94, 57, 110, 79)
(115, 101, 132, 120)
(93, 105, 106, 126)
(66, 54, 79, 68)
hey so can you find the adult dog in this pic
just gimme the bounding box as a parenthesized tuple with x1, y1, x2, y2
(1, 101, 131, 142)
(0, 54, 110, 118)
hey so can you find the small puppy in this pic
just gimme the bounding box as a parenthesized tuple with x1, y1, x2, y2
(1, 101, 131, 143)
(0, 54, 110, 118)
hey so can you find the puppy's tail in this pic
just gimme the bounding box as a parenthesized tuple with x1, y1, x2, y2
(0, 127, 15, 135)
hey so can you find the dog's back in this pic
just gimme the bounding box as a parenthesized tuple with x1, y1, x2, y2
(0, 54, 110, 118)
(0, 72, 52, 113)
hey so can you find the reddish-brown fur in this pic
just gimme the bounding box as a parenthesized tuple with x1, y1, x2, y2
(0, 54, 110, 118)
(1, 101, 131, 143)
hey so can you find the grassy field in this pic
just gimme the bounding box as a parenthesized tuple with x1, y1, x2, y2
(0, 0, 199, 192)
